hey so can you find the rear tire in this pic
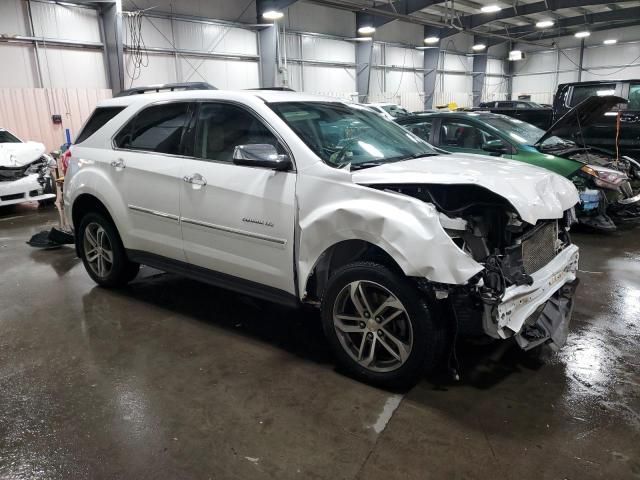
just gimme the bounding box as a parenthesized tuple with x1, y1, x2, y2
(77, 212, 139, 288)
(321, 261, 444, 389)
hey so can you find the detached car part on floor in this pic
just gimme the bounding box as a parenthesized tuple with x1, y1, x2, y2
(397, 96, 640, 232)
(64, 90, 580, 387)
(0, 129, 56, 207)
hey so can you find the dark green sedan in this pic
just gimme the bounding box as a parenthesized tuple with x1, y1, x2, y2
(396, 102, 640, 232)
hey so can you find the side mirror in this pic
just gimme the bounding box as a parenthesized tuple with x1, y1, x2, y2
(232, 144, 291, 171)
(482, 139, 508, 155)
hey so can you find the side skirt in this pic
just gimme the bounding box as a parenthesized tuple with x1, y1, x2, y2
(126, 249, 301, 309)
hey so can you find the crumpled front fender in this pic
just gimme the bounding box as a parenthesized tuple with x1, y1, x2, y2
(296, 170, 484, 297)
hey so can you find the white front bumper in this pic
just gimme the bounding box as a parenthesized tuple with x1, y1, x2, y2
(494, 244, 580, 339)
(0, 173, 55, 207)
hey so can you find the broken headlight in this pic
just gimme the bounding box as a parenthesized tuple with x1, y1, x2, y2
(580, 164, 627, 190)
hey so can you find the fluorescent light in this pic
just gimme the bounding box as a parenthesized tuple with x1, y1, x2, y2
(536, 20, 554, 28)
(603, 39, 617, 45)
(472, 43, 486, 51)
(596, 89, 615, 96)
(481, 5, 501, 13)
(358, 26, 376, 35)
(574, 30, 590, 38)
(509, 50, 523, 61)
(262, 10, 284, 20)
(424, 36, 440, 44)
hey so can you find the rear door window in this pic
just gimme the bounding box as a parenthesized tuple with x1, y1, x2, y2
(569, 84, 617, 106)
(402, 119, 433, 142)
(628, 83, 640, 110)
(115, 102, 192, 155)
(439, 119, 500, 149)
(75, 107, 125, 144)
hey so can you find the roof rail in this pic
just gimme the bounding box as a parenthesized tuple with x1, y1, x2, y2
(116, 82, 217, 97)
(248, 87, 296, 92)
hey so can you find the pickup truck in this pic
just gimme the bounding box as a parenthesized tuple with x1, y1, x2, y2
(553, 80, 640, 158)
(476, 100, 553, 130)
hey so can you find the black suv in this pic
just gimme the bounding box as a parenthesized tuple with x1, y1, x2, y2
(553, 80, 640, 158)
(476, 100, 553, 129)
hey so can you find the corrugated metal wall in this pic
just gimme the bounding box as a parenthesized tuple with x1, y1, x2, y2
(123, 14, 260, 89)
(0, 88, 112, 151)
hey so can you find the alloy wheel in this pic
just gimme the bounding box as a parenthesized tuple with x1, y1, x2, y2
(332, 280, 413, 372)
(83, 222, 114, 279)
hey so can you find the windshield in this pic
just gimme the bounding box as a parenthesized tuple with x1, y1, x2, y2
(270, 102, 438, 169)
(480, 115, 568, 147)
(0, 130, 21, 143)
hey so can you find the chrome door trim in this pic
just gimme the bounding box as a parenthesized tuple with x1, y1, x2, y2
(128, 204, 180, 221)
(181, 217, 287, 245)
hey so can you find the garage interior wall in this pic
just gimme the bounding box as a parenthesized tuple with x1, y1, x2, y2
(0, 0, 110, 150)
(2, 0, 640, 147)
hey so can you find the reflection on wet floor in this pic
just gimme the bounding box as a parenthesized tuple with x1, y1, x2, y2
(1, 203, 639, 480)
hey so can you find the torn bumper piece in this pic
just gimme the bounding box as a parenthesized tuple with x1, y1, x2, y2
(484, 244, 580, 349)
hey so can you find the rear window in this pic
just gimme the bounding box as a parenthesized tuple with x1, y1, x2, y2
(569, 84, 616, 107)
(75, 107, 125, 144)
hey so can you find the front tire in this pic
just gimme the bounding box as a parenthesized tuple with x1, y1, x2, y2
(321, 261, 444, 389)
(77, 212, 139, 288)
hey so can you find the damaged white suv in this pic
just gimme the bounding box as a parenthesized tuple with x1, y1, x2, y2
(65, 90, 580, 387)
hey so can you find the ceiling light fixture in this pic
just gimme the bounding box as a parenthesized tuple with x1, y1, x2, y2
(603, 39, 617, 45)
(536, 20, 554, 28)
(424, 36, 440, 44)
(481, 5, 502, 13)
(262, 10, 284, 20)
(574, 30, 590, 38)
(472, 43, 487, 51)
(358, 26, 376, 35)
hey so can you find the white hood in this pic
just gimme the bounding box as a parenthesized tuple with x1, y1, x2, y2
(0, 141, 46, 167)
(351, 153, 579, 225)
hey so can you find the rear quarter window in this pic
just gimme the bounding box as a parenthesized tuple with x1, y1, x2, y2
(75, 107, 125, 144)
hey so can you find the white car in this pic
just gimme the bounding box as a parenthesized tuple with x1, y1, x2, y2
(64, 90, 580, 387)
(0, 129, 56, 207)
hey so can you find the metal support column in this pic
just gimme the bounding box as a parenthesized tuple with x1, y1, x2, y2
(577, 39, 585, 82)
(259, 25, 279, 88)
(356, 40, 374, 103)
(472, 37, 488, 107)
(423, 26, 441, 109)
(100, 1, 124, 95)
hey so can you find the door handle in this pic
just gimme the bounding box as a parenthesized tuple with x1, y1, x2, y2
(110, 158, 125, 170)
(183, 173, 207, 190)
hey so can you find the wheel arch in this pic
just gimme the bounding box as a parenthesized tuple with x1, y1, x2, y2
(302, 239, 405, 303)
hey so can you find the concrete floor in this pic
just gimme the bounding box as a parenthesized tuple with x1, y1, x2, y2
(1, 203, 639, 480)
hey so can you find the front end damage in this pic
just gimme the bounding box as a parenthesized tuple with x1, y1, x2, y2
(380, 184, 580, 351)
(0, 151, 56, 207)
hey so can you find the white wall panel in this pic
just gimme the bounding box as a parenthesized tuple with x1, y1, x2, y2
(178, 58, 259, 90)
(125, 16, 173, 50)
(584, 43, 640, 70)
(386, 70, 423, 93)
(31, 2, 101, 43)
(0, 0, 28, 36)
(300, 66, 355, 93)
(385, 46, 422, 69)
(443, 53, 471, 73)
(582, 66, 640, 81)
(285, 34, 302, 59)
(125, 53, 177, 87)
(38, 48, 107, 88)
(487, 58, 505, 75)
(301, 36, 354, 63)
(0, 44, 37, 87)
(122, 0, 255, 23)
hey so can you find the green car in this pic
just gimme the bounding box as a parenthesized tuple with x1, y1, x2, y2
(396, 96, 640, 232)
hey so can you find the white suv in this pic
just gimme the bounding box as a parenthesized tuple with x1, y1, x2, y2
(65, 89, 580, 387)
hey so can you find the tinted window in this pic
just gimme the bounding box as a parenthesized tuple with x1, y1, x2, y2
(439, 119, 500, 149)
(0, 130, 21, 143)
(76, 107, 125, 144)
(193, 103, 280, 162)
(570, 84, 616, 106)
(401, 119, 433, 142)
(496, 102, 514, 108)
(629, 83, 640, 110)
(115, 102, 191, 154)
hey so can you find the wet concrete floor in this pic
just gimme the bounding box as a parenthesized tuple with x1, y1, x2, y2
(0, 203, 638, 479)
